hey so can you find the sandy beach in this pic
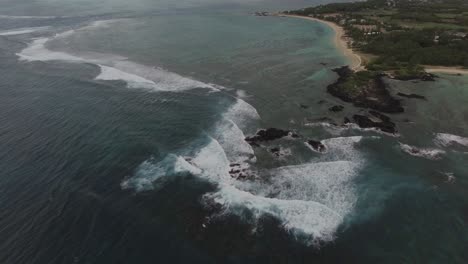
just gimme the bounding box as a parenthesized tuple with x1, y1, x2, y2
(281, 14, 364, 71)
(424, 65, 468, 75)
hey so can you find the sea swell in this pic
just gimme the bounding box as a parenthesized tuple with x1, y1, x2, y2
(14, 17, 370, 245)
(123, 96, 369, 245)
(16, 20, 217, 92)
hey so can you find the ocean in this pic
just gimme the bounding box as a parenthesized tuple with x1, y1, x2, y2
(0, 0, 467, 263)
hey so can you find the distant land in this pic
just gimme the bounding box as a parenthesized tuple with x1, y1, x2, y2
(256, 0, 468, 133)
(281, 0, 468, 77)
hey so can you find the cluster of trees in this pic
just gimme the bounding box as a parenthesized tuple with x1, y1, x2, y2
(363, 29, 468, 66)
(287, 0, 468, 69)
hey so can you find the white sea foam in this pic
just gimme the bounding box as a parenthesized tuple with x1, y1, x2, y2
(121, 155, 202, 192)
(96, 65, 158, 88)
(213, 119, 256, 164)
(205, 185, 342, 243)
(0, 15, 57, 19)
(304, 122, 399, 137)
(0, 27, 50, 36)
(124, 129, 367, 244)
(435, 133, 468, 148)
(204, 135, 364, 243)
(16, 20, 217, 92)
(399, 143, 445, 160)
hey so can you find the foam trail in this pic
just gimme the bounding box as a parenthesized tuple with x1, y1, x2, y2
(16, 20, 218, 92)
(0, 15, 57, 19)
(435, 133, 468, 148)
(96, 65, 158, 88)
(0, 27, 50, 36)
(399, 143, 445, 160)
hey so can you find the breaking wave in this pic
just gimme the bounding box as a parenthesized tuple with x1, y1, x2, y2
(399, 143, 445, 160)
(0, 14, 57, 19)
(16, 20, 217, 92)
(0, 26, 50, 36)
(123, 94, 367, 244)
(29, 18, 369, 245)
(435, 133, 468, 148)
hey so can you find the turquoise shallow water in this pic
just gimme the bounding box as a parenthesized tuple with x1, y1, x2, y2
(0, 0, 467, 263)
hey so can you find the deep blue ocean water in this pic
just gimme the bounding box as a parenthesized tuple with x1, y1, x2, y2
(0, 0, 467, 263)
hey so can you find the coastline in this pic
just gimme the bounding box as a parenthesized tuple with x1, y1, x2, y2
(277, 15, 468, 75)
(424, 65, 468, 75)
(279, 14, 364, 71)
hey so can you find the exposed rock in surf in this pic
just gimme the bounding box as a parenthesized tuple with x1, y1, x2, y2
(397, 92, 426, 100)
(228, 163, 254, 180)
(369, 110, 391, 123)
(307, 117, 339, 127)
(329, 105, 344, 112)
(343, 117, 351, 125)
(270, 147, 280, 155)
(306, 140, 326, 153)
(269, 146, 292, 158)
(327, 66, 404, 113)
(353, 114, 397, 134)
(245, 128, 299, 146)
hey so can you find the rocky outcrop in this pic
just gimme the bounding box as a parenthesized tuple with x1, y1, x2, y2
(306, 140, 326, 152)
(397, 92, 426, 100)
(353, 114, 397, 134)
(327, 66, 404, 113)
(245, 128, 299, 146)
(329, 105, 344, 112)
(229, 163, 251, 180)
(254, 12, 270, 16)
(393, 72, 436, 82)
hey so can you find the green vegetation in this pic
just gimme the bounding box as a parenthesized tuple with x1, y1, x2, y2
(285, 0, 468, 74)
(339, 70, 377, 97)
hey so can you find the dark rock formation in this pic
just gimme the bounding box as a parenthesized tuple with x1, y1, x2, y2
(397, 92, 426, 100)
(353, 114, 397, 134)
(306, 140, 326, 152)
(393, 72, 436, 82)
(300, 104, 309, 109)
(245, 128, 298, 146)
(228, 163, 251, 180)
(270, 147, 281, 156)
(254, 12, 270, 16)
(329, 105, 344, 112)
(369, 110, 391, 123)
(327, 66, 404, 113)
(421, 73, 436, 81)
(343, 117, 351, 124)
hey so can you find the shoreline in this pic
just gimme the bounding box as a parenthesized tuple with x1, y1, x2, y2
(424, 65, 468, 75)
(277, 15, 468, 75)
(279, 14, 364, 71)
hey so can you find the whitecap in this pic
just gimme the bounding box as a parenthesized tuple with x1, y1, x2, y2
(121, 155, 202, 192)
(16, 20, 218, 92)
(434, 133, 468, 148)
(399, 143, 445, 160)
(0, 26, 50, 36)
(0, 15, 57, 19)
